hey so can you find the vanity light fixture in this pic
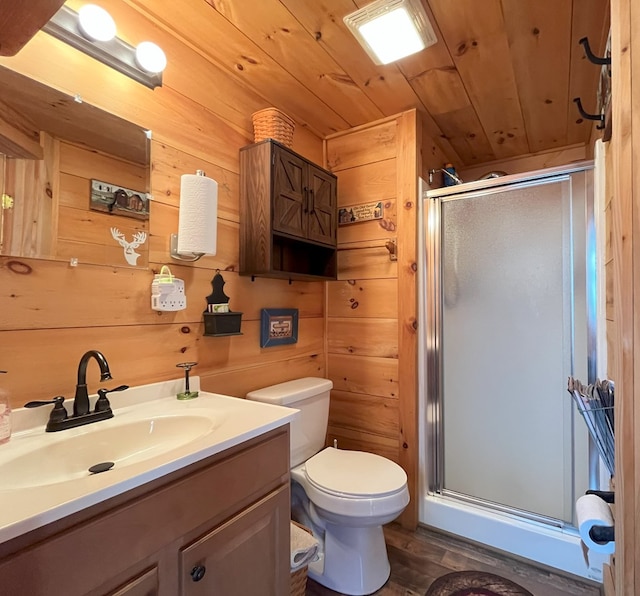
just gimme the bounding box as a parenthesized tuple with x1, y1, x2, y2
(343, 0, 437, 65)
(42, 4, 166, 90)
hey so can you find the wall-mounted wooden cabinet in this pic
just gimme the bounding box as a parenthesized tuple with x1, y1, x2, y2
(240, 139, 337, 281)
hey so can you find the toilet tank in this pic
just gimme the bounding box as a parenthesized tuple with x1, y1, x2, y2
(246, 377, 333, 467)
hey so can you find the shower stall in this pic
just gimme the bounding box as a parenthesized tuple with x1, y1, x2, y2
(418, 163, 601, 580)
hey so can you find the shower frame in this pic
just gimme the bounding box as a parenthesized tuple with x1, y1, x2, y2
(417, 161, 602, 579)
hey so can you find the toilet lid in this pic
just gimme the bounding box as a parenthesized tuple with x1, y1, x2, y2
(305, 448, 407, 497)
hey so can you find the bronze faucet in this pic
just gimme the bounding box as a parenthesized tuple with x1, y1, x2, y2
(73, 350, 113, 416)
(24, 350, 128, 432)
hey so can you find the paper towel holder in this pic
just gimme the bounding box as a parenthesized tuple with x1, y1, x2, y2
(584, 489, 615, 545)
(170, 170, 215, 262)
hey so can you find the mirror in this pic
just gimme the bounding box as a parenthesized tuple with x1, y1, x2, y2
(0, 65, 150, 268)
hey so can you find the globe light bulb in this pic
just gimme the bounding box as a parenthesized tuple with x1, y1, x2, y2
(78, 4, 116, 42)
(135, 42, 167, 74)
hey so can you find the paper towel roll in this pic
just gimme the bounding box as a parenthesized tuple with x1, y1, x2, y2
(178, 173, 217, 255)
(576, 494, 615, 554)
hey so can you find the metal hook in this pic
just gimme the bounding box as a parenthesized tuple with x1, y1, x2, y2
(573, 98, 605, 130)
(428, 168, 463, 186)
(385, 239, 397, 262)
(579, 37, 611, 66)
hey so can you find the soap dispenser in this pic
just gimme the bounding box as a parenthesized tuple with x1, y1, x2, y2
(0, 370, 10, 445)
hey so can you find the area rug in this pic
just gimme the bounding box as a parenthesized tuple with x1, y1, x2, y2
(425, 571, 534, 596)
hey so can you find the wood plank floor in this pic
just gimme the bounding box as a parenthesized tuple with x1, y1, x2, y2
(306, 524, 602, 595)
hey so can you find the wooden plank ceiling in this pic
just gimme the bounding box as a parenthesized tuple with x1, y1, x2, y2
(126, 0, 610, 167)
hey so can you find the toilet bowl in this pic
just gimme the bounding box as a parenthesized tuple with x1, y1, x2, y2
(246, 378, 409, 595)
(292, 447, 409, 594)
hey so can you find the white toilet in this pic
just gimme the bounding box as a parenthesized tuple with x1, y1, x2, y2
(246, 377, 409, 596)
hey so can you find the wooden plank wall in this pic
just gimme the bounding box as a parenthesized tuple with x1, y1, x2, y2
(325, 111, 450, 528)
(609, 0, 638, 592)
(603, 132, 615, 596)
(605, 144, 615, 390)
(326, 117, 401, 467)
(3, 152, 52, 258)
(458, 143, 589, 183)
(0, 1, 326, 411)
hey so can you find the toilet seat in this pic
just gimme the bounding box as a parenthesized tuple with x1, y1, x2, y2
(292, 448, 410, 521)
(305, 447, 407, 497)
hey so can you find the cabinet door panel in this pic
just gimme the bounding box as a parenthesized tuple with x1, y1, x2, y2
(273, 146, 306, 238)
(307, 164, 337, 246)
(180, 485, 289, 596)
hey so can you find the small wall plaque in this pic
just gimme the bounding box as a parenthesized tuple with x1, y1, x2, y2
(338, 201, 383, 225)
(260, 308, 298, 347)
(90, 179, 149, 220)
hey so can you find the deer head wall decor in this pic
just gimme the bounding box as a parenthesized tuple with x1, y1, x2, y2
(110, 227, 148, 266)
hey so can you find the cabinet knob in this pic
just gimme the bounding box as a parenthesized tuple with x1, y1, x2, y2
(190, 565, 206, 582)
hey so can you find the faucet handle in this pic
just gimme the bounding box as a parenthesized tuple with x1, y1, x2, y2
(24, 396, 68, 424)
(176, 362, 198, 400)
(95, 385, 129, 413)
(176, 362, 197, 372)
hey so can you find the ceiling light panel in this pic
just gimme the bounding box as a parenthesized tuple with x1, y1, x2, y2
(344, 0, 437, 65)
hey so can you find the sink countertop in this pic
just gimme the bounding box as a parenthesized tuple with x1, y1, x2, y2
(0, 377, 297, 546)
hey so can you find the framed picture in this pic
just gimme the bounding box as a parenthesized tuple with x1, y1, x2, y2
(260, 308, 299, 347)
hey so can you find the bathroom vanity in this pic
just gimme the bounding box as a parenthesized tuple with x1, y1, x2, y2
(0, 379, 296, 596)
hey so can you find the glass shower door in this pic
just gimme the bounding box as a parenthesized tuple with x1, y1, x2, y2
(432, 174, 590, 524)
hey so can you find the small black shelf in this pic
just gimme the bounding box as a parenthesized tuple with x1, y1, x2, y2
(203, 312, 243, 337)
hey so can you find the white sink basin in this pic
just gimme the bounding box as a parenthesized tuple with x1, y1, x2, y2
(0, 376, 297, 544)
(0, 415, 215, 490)
(0, 377, 297, 547)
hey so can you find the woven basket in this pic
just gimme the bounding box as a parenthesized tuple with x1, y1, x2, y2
(290, 565, 308, 596)
(252, 107, 295, 147)
(290, 521, 312, 596)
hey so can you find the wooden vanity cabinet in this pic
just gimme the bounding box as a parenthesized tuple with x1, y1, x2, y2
(0, 427, 290, 596)
(109, 567, 159, 596)
(240, 139, 338, 281)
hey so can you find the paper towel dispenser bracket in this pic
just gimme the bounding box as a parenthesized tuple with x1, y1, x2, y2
(170, 233, 204, 262)
(589, 524, 615, 544)
(586, 489, 614, 503)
